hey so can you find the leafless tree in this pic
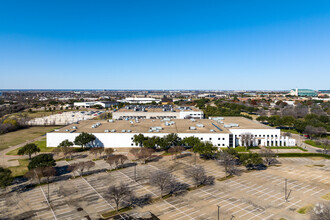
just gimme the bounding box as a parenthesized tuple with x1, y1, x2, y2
(24, 167, 44, 184)
(42, 167, 56, 201)
(295, 104, 308, 118)
(217, 151, 239, 176)
(52, 147, 62, 158)
(107, 183, 133, 211)
(68, 162, 86, 177)
(310, 202, 330, 220)
(129, 148, 140, 160)
(184, 165, 214, 187)
(62, 146, 74, 160)
(240, 133, 255, 150)
(84, 161, 95, 174)
(260, 148, 278, 166)
(168, 146, 186, 160)
(282, 132, 292, 138)
(105, 155, 115, 169)
(138, 148, 155, 164)
(149, 170, 173, 197)
(90, 147, 103, 159)
(118, 155, 128, 166)
(104, 148, 114, 158)
(318, 139, 330, 154)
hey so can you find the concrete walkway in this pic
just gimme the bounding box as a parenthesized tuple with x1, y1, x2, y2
(0, 136, 44, 167)
(290, 133, 325, 153)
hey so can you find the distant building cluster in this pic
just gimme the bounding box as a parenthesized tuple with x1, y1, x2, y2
(112, 105, 204, 120)
(289, 88, 317, 97)
(73, 101, 118, 108)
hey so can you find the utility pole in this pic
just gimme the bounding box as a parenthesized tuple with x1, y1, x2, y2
(217, 205, 220, 220)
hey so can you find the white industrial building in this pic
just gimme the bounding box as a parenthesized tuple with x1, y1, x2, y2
(47, 117, 296, 148)
(117, 97, 161, 104)
(112, 105, 204, 120)
(74, 101, 118, 108)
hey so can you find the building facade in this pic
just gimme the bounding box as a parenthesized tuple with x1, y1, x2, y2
(47, 118, 296, 148)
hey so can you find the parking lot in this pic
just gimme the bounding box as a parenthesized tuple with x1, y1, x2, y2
(0, 155, 329, 219)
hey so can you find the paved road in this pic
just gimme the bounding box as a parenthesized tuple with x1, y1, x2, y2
(290, 133, 325, 153)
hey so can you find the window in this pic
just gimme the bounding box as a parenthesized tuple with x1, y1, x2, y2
(218, 138, 220, 140)
(267, 135, 269, 137)
(222, 144, 225, 146)
(271, 135, 273, 137)
(263, 135, 265, 137)
(223, 138, 225, 140)
(200, 138, 203, 140)
(209, 138, 212, 140)
(218, 144, 220, 146)
(275, 135, 277, 137)
(131, 137, 133, 140)
(131, 143, 133, 146)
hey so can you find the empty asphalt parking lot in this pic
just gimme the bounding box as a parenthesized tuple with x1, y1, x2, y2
(0, 156, 329, 219)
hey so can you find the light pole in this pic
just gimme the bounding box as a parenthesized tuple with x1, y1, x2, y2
(134, 164, 137, 181)
(217, 205, 220, 220)
(285, 178, 287, 202)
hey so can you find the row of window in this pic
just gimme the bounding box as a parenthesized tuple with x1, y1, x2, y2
(200, 137, 226, 141)
(237, 134, 278, 138)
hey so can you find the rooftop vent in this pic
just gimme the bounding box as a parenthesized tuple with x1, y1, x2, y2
(196, 123, 204, 128)
(111, 129, 116, 133)
(189, 126, 196, 130)
(104, 129, 110, 133)
(108, 119, 114, 123)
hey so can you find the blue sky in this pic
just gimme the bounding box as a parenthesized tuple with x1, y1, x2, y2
(0, 0, 329, 90)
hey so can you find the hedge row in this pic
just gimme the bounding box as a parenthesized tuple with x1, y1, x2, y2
(277, 153, 330, 159)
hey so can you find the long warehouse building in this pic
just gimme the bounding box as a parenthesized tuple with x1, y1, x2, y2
(47, 117, 296, 148)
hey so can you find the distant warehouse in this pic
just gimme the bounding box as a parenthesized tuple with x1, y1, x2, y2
(47, 117, 296, 148)
(112, 105, 204, 120)
(74, 101, 118, 108)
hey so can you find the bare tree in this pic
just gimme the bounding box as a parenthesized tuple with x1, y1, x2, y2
(104, 148, 114, 158)
(138, 148, 155, 164)
(62, 146, 74, 160)
(107, 183, 133, 211)
(149, 170, 173, 197)
(24, 167, 44, 184)
(184, 165, 214, 187)
(130, 148, 140, 160)
(168, 146, 186, 160)
(118, 155, 128, 166)
(217, 151, 239, 176)
(42, 167, 56, 201)
(105, 155, 115, 169)
(260, 148, 278, 166)
(240, 133, 255, 150)
(310, 202, 330, 220)
(282, 132, 292, 138)
(84, 161, 95, 174)
(68, 162, 86, 177)
(52, 147, 62, 158)
(319, 139, 330, 154)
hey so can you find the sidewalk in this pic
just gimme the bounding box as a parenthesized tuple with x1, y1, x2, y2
(0, 136, 44, 167)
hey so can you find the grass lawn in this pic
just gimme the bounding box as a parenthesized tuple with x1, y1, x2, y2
(297, 204, 313, 214)
(235, 146, 260, 152)
(10, 109, 89, 119)
(269, 146, 308, 152)
(304, 140, 328, 150)
(281, 129, 300, 134)
(6, 138, 54, 155)
(0, 126, 59, 151)
(8, 159, 29, 177)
